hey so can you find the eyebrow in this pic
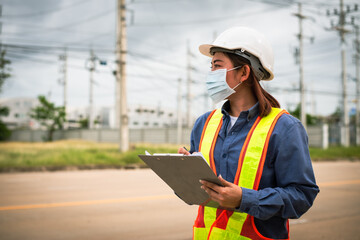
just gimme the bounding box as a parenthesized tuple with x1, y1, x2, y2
(211, 59, 224, 65)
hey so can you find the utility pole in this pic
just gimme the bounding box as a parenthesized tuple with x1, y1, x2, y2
(59, 47, 68, 128)
(63, 48, 67, 113)
(60, 48, 68, 111)
(0, 5, 2, 52)
(116, 0, 129, 152)
(353, 24, 360, 145)
(177, 78, 183, 144)
(89, 48, 95, 129)
(326, 1, 358, 147)
(293, 3, 307, 130)
(186, 40, 192, 128)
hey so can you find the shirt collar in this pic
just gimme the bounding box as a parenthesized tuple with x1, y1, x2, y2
(221, 101, 259, 121)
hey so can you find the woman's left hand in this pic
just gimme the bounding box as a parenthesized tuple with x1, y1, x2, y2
(200, 176, 243, 209)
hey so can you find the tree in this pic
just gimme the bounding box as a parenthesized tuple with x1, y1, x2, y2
(0, 50, 11, 93)
(78, 116, 89, 129)
(0, 50, 12, 141)
(289, 103, 319, 126)
(328, 106, 341, 124)
(30, 95, 66, 141)
(0, 106, 11, 140)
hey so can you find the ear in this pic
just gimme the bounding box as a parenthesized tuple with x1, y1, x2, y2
(237, 65, 251, 83)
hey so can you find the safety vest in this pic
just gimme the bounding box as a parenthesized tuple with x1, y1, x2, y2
(193, 107, 289, 240)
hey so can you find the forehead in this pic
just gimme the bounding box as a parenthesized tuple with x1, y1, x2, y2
(211, 52, 231, 63)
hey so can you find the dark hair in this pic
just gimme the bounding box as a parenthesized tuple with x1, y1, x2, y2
(224, 52, 280, 117)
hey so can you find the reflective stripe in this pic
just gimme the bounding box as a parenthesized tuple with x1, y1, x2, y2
(199, 108, 223, 173)
(253, 109, 287, 190)
(204, 207, 217, 229)
(238, 108, 283, 190)
(207, 227, 252, 240)
(194, 108, 287, 240)
(226, 211, 248, 236)
(234, 116, 261, 186)
(193, 227, 207, 239)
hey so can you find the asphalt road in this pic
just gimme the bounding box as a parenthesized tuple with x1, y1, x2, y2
(0, 161, 359, 240)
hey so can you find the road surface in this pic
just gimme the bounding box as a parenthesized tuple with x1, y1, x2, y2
(0, 161, 359, 240)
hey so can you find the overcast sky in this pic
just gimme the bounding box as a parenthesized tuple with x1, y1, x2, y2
(0, 0, 359, 118)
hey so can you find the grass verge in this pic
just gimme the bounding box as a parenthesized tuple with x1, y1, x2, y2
(0, 140, 181, 172)
(0, 140, 359, 172)
(309, 146, 360, 161)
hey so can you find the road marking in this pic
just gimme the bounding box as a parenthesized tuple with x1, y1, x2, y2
(318, 179, 360, 187)
(1, 179, 359, 212)
(0, 194, 176, 211)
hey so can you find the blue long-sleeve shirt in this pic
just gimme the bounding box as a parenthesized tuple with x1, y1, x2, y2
(189, 101, 319, 239)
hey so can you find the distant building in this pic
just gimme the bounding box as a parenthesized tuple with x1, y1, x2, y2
(0, 97, 183, 130)
(68, 104, 181, 129)
(66, 106, 112, 129)
(128, 104, 178, 129)
(0, 97, 40, 129)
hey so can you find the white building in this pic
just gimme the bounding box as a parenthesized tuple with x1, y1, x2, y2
(0, 97, 40, 129)
(0, 97, 184, 130)
(128, 104, 179, 129)
(66, 106, 112, 129)
(68, 104, 181, 129)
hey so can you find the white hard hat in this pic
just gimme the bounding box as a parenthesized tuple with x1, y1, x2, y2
(199, 26, 274, 80)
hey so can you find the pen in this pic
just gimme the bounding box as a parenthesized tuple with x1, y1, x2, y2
(183, 146, 189, 152)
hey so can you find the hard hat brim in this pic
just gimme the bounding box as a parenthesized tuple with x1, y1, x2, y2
(199, 44, 219, 58)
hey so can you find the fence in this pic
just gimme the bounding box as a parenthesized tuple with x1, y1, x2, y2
(307, 124, 328, 149)
(9, 128, 192, 145)
(8, 124, 334, 149)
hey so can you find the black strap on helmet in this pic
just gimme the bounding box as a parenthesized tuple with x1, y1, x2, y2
(209, 47, 270, 80)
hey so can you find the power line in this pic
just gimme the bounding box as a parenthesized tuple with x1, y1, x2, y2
(13, 9, 114, 38)
(128, 53, 179, 89)
(130, 5, 284, 27)
(3, 42, 189, 74)
(0, 33, 112, 50)
(0, 19, 113, 37)
(128, 51, 186, 69)
(5, 50, 86, 70)
(2, 43, 114, 54)
(268, 85, 357, 97)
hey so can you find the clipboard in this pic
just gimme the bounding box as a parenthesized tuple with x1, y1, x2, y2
(138, 153, 222, 208)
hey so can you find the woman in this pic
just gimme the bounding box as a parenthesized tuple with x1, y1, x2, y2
(178, 27, 319, 240)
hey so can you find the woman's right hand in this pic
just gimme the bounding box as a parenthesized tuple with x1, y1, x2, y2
(178, 147, 191, 155)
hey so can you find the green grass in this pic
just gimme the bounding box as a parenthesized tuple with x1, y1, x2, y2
(309, 146, 360, 161)
(0, 140, 181, 172)
(0, 140, 359, 172)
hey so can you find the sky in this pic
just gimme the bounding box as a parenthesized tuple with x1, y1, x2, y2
(0, 0, 360, 119)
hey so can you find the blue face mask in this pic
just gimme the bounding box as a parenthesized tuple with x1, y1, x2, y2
(205, 66, 242, 103)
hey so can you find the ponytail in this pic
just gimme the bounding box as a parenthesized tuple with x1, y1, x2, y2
(250, 72, 280, 117)
(224, 52, 280, 117)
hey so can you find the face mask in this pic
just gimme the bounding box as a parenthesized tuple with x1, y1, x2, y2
(206, 66, 242, 103)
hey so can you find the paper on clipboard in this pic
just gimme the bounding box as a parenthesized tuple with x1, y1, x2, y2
(138, 152, 222, 208)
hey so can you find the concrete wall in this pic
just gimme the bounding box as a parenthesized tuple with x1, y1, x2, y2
(9, 125, 330, 148)
(307, 124, 328, 149)
(9, 128, 192, 145)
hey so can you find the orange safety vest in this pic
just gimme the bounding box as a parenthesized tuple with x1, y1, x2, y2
(193, 107, 289, 240)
